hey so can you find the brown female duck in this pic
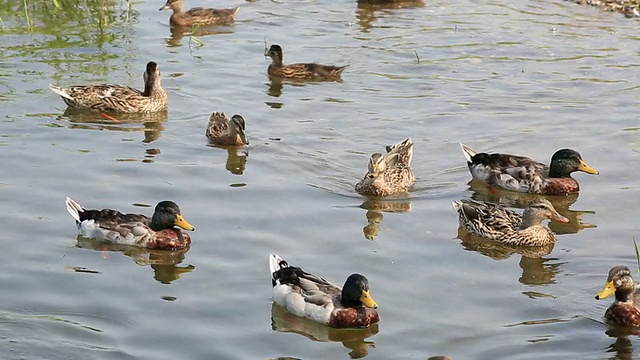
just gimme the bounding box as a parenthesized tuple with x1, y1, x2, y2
(49, 62, 168, 113)
(452, 198, 568, 246)
(596, 266, 640, 327)
(205, 112, 248, 146)
(265, 44, 348, 80)
(459, 144, 599, 195)
(65, 197, 195, 250)
(159, 0, 239, 27)
(355, 138, 415, 197)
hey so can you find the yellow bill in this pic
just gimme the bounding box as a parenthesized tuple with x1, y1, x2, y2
(595, 280, 615, 300)
(175, 214, 195, 231)
(360, 289, 378, 309)
(578, 160, 599, 175)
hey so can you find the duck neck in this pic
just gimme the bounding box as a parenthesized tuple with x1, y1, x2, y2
(144, 77, 162, 97)
(615, 287, 635, 302)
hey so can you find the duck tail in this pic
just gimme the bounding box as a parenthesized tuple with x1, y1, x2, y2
(451, 200, 463, 212)
(48, 84, 73, 100)
(65, 197, 84, 223)
(335, 64, 349, 76)
(269, 253, 286, 276)
(459, 143, 476, 163)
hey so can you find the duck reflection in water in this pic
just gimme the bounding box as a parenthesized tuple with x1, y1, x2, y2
(360, 198, 411, 240)
(59, 108, 168, 144)
(356, 0, 425, 32)
(271, 303, 378, 359)
(75, 236, 194, 284)
(205, 143, 249, 175)
(455, 228, 562, 287)
(465, 179, 596, 235)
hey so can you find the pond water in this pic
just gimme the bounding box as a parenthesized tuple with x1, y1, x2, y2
(1, 0, 639, 359)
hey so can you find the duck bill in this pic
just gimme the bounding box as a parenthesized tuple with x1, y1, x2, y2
(550, 211, 569, 223)
(175, 214, 195, 231)
(360, 289, 378, 309)
(578, 160, 599, 175)
(595, 280, 615, 300)
(159, 4, 170, 11)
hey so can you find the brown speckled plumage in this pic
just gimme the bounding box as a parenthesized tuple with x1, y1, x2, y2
(355, 138, 415, 197)
(452, 198, 568, 246)
(49, 62, 168, 113)
(159, 0, 239, 27)
(265, 44, 348, 81)
(596, 266, 640, 327)
(205, 112, 248, 146)
(459, 144, 598, 195)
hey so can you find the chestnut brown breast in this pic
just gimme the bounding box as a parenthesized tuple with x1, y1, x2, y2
(329, 307, 379, 328)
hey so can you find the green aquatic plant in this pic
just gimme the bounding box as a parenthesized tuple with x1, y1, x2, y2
(633, 237, 640, 273)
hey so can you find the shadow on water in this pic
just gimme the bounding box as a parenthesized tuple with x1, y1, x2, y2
(271, 303, 378, 359)
(206, 143, 249, 175)
(359, 198, 412, 241)
(74, 236, 194, 284)
(466, 180, 597, 235)
(355, 0, 425, 33)
(165, 25, 235, 48)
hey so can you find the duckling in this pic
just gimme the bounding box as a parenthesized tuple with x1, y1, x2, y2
(269, 254, 379, 328)
(205, 112, 248, 146)
(355, 138, 415, 197)
(49, 62, 167, 113)
(459, 144, 599, 195)
(159, 0, 239, 27)
(265, 44, 348, 80)
(65, 197, 194, 250)
(452, 198, 568, 246)
(596, 266, 640, 327)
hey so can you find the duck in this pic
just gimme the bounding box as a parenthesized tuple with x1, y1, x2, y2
(355, 138, 416, 197)
(65, 197, 195, 250)
(265, 44, 348, 80)
(459, 143, 599, 195)
(205, 112, 248, 146)
(159, 0, 239, 27)
(269, 254, 379, 328)
(596, 265, 640, 327)
(452, 198, 568, 246)
(49, 62, 168, 113)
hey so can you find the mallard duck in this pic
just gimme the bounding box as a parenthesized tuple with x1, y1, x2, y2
(459, 144, 599, 195)
(269, 254, 379, 328)
(205, 112, 248, 146)
(65, 197, 195, 250)
(49, 62, 168, 113)
(452, 198, 568, 246)
(355, 138, 416, 197)
(596, 266, 640, 327)
(265, 44, 348, 80)
(159, 0, 239, 27)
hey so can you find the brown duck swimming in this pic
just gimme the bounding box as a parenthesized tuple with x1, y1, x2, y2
(49, 62, 168, 113)
(159, 0, 239, 27)
(452, 198, 568, 246)
(265, 44, 348, 80)
(596, 265, 640, 327)
(459, 143, 599, 195)
(355, 138, 415, 197)
(205, 112, 248, 146)
(65, 197, 195, 250)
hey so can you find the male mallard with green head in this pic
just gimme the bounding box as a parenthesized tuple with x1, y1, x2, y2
(355, 138, 415, 197)
(596, 266, 640, 327)
(265, 44, 348, 81)
(269, 254, 379, 328)
(205, 112, 248, 146)
(65, 197, 195, 250)
(452, 198, 568, 246)
(459, 144, 599, 195)
(159, 0, 239, 27)
(49, 62, 168, 113)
